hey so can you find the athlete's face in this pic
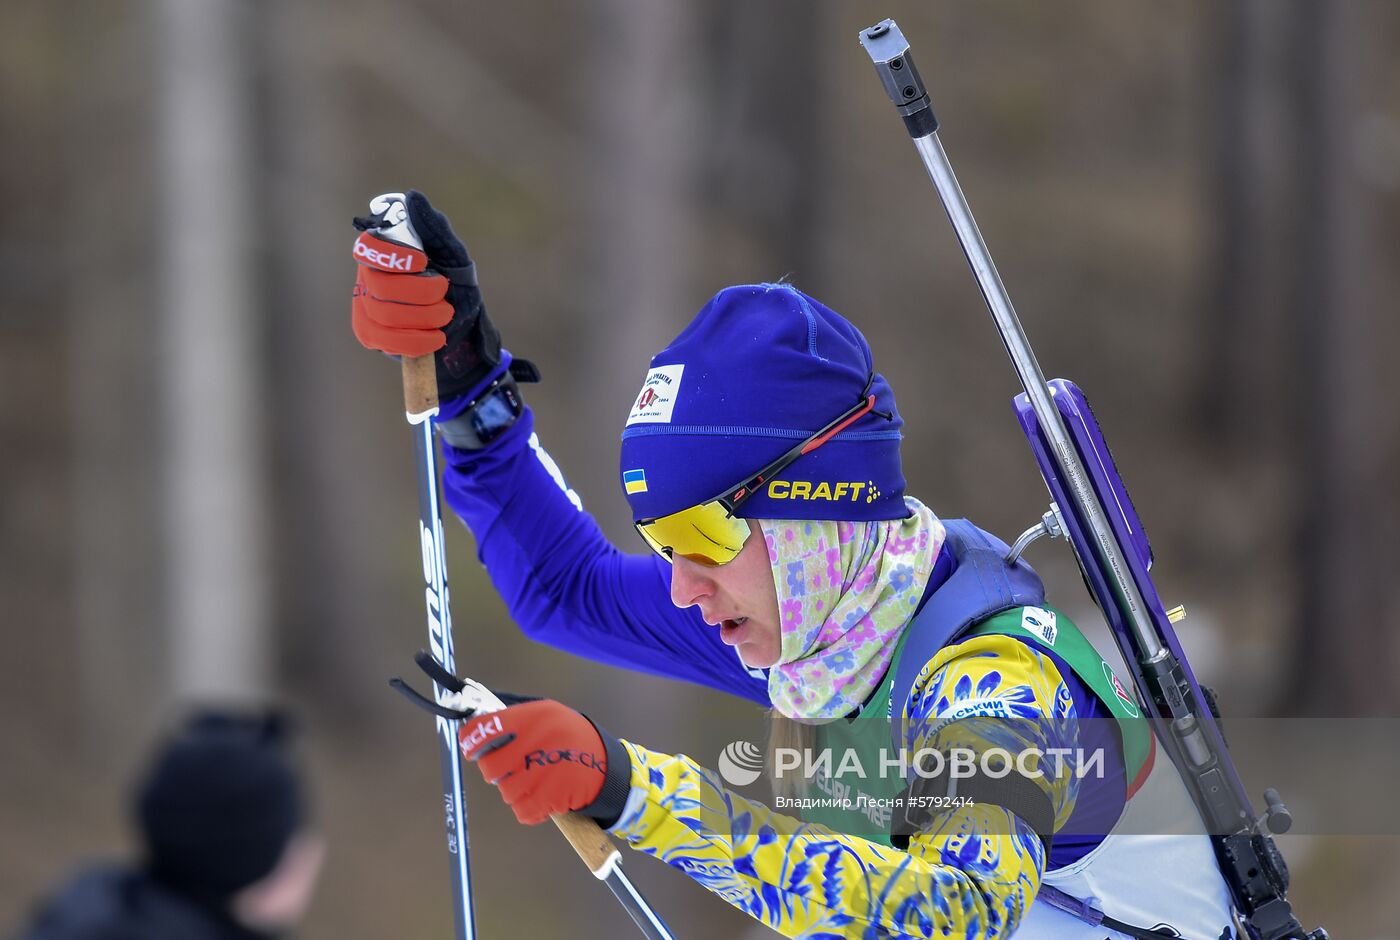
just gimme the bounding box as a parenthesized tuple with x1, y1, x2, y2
(669, 521, 782, 669)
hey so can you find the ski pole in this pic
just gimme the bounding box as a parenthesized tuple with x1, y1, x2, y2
(360, 191, 477, 939)
(393, 653, 678, 940)
(363, 194, 676, 940)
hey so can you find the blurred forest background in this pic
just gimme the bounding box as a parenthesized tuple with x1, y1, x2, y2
(2, 1, 1398, 937)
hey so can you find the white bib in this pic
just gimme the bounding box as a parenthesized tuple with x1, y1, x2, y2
(1018, 747, 1236, 939)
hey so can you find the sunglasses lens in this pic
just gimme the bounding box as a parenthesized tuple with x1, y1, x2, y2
(636, 501, 750, 566)
(636, 524, 672, 560)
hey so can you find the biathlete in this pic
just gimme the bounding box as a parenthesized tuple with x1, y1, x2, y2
(351, 192, 1238, 939)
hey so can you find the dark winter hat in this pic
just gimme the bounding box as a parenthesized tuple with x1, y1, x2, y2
(620, 283, 905, 522)
(135, 709, 304, 904)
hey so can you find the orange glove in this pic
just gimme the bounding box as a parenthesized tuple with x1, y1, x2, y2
(350, 191, 534, 402)
(458, 698, 631, 827)
(350, 231, 452, 358)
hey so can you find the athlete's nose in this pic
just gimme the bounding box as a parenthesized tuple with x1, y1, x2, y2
(669, 555, 717, 612)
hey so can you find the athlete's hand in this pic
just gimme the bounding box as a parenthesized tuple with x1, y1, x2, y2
(459, 698, 629, 827)
(351, 190, 527, 401)
(389, 655, 631, 827)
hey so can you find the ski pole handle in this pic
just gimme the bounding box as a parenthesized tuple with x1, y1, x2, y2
(403, 355, 439, 423)
(551, 811, 622, 878)
(360, 192, 442, 423)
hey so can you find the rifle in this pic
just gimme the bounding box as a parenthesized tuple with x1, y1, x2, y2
(859, 20, 1327, 940)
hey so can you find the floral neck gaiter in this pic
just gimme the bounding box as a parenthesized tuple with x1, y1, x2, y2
(762, 497, 944, 725)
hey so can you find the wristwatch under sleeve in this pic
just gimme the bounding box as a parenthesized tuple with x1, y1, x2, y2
(437, 372, 525, 450)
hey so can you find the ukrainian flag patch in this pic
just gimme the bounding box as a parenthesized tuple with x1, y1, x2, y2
(623, 469, 648, 494)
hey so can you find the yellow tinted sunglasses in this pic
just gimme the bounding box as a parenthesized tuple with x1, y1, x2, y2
(634, 377, 882, 566)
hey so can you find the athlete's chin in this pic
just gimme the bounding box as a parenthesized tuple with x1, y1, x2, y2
(737, 642, 781, 670)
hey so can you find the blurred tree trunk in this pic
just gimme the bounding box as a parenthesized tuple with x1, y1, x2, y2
(262, 0, 405, 722)
(563, 5, 704, 920)
(1201, 0, 1302, 451)
(569, 1, 829, 552)
(155, 0, 270, 701)
(1205, 1, 1396, 714)
(696, 1, 826, 290)
(67, 6, 164, 756)
(1292, 1, 1396, 714)
(574, 1, 699, 537)
(1209, 0, 1394, 708)
(562, 0, 834, 524)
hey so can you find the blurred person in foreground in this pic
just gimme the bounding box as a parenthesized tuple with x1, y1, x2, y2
(16, 711, 324, 940)
(351, 193, 1237, 938)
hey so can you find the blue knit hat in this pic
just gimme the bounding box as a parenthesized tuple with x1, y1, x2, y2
(620, 284, 905, 523)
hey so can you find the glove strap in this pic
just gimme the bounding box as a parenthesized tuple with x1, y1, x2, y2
(509, 358, 542, 383)
(434, 259, 479, 287)
(582, 726, 633, 829)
